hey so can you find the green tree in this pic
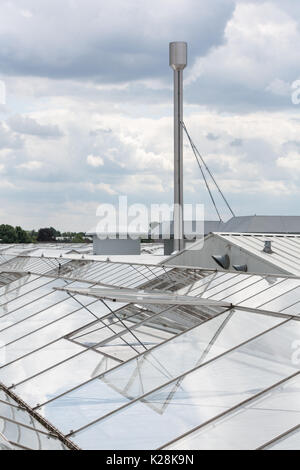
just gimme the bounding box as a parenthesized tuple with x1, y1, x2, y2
(0, 225, 18, 243)
(50, 227, 61, 238)
(37, 227, 57, 242)
(15, 226, 32, 243)
(72, 233, 84, 243)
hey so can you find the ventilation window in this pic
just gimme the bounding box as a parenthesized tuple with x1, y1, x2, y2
(212, 254, 230, 270)
(233, 264, 248, 272)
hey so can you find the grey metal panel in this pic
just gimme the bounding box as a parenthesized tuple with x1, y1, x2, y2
(157, 220, 224, 238)
(93, 237, 141, 256)
(222, 215, 300, 234)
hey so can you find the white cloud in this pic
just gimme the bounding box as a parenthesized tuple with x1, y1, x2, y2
(8, 114, 63, 138)
(0, 179, 16, 189)
(185, 1, 300, 108)
(2, 1, 300, 229)
(86, 154, 104, 167)
(277, 152, 300, 173)
(118, 175, 166, 195)
(84, 182, 117, 195)
(18, 161, 43, 170)
(20, 9, 33, 18)
(266, 79, 291, 97)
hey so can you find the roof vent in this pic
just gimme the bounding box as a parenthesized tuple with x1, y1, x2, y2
(212, 254, 230, 270)
(233, 264, 248, 272)
(263, 240, 273, 254)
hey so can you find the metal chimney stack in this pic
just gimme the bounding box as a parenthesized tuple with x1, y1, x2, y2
(169, 42, 187, 252)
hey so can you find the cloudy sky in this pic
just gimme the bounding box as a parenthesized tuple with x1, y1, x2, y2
(1, 0, 300, 231)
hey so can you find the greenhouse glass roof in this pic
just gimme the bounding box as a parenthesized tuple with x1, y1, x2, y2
(0, 245, 299, 450)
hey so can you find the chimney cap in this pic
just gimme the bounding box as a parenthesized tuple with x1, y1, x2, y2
(263, 240, 273, 254)
(169, 42, 187, 71)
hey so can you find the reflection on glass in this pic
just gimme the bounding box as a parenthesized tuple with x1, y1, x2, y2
(37, 309, 282, 435)
(165, 375, 300, 450)
(71, 321, 300, 450)
(265, 427, 300, 450)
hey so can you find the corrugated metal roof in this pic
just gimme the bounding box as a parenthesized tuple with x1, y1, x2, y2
(152, 216, 300, 239)
(222, 215, 300, 233)
(215, 232, 300, 275)
(157, 220, 225, 237)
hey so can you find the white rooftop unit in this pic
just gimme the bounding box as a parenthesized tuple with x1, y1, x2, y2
(87, 231, 146, 256)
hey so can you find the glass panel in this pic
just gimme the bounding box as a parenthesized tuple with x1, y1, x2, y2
(94, 303, 227, 360)
(69, 305, 151, 343)
(210, 275, 263, 301)
(265, 427, 300, 450)
(0, 276, 52, 310)
(0, 291, 71, 341)
(201, 274, 244, 297)
(0, 274, 37, 297)
(0, 389, 66, 449)
(0, 295, 89, 347)
(14, 353, 118, 409)
(0, 283, 112, 353)
(209, 277, 283, 305)
(86, 300, 126, 318)
(96, 334, 144, 361)
(1, 306, 99, 365)
(239, 279, 300, 308)
(0, 418, 65, 450)
(282, 304, 300, 316)
(0, 278, 68, 317)
(0, 390, 9, 402)
(188, 273, 232, 297)
(37, 309, 283, 435)
(71, 320, 300, 450)
(70, 302, 225, 361)
(166, 375, 300, 450)
(260, 286, 300, 313)
(0, 400, 45, 432)
(0, 339, 84, 386)
(0, 432, 12, 450)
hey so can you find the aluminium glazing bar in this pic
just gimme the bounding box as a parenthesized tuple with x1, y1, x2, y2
(34, 308, 231, 410)
(0, 299, 99, 369)
(257, 423, 300, 450)
(65, 292, 142, 354)
(160, 370, 300, 450)
(0, 383, 79, 450)
(0, 292, 76, 335)
(256, 284, 300, 310)
(216, 276, 285, 304)
(0, 414, 58, 438)
(0, 277, 55, 308)
(66, 317, 291, 437)
(12, 305, 179, 390)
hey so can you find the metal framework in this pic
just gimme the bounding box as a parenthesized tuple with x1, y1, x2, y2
(0, 245, 299, 450)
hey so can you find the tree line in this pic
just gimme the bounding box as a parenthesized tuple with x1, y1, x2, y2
(0, 225, 89, 244)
